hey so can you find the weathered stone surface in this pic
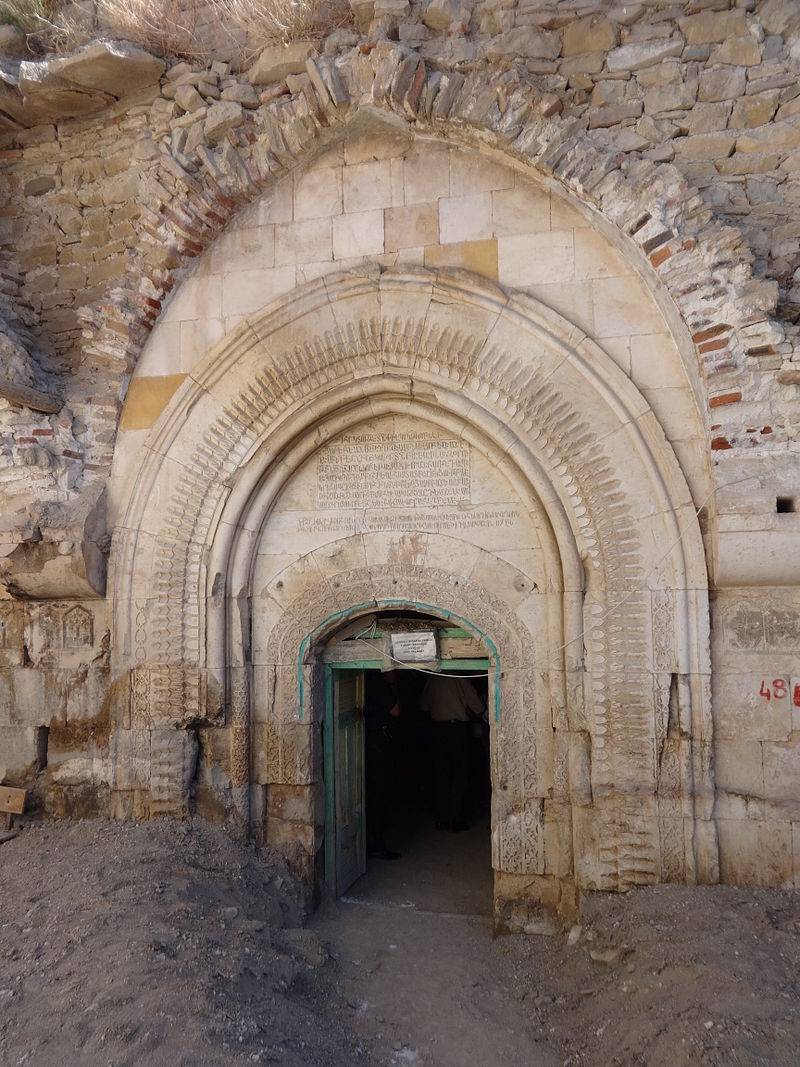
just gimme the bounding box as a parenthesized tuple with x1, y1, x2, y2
(562, 16, 616, 57)
(24, 175, 57, 196)
(0, 70, 27, 127)
(374, 0, 409, 14)
(606, 38, 684, 72)
(710, 36, 762, 67)
(775, 97, 800, 123)
(174, 83, 205, 113)
(220, 82, 260, 107)
(686, 101, 731, 134)
(422, 0, 461, 32)
(678, 10, 749, 44)
(0, 326, 60, 413)
(588, 101, 643, 129)
(644, 79, 698, 114)
(247, 42, 317, 85)
(203, 100, 243, 143)
(699, 66, 747, 103)
(611, 127, 650, 152)
(637, 115, 678, 144)
(0, 5, 799, 915)
(674, 131, 737, 160)
(561, 52, 606, 77)
(485, 28, 561, 60)
(730, 91, 779, 128)
(21, 39, 165, 97)
(737, 121, 800, 153)
(349, 0, 375, 29)
(3, 39, 163, 126)
(13, 76, 112, 123)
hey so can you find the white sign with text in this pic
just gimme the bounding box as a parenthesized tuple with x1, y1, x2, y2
(390, 631, 438, 663)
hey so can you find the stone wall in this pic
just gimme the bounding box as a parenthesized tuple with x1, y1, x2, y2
(1, 3, 798, 556)
(0, 597, 110, 813)
(0, 1, 797, 566)
(110, 134, 708, 506)
(0, 0, 799, 898)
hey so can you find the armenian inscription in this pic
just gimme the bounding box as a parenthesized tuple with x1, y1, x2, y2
(316, 431, 470, 510)
(296, 508, 521, 535)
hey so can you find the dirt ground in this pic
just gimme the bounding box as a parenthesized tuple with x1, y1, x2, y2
(0, 820, 367, 1066)
(1, 819, 799, 1066)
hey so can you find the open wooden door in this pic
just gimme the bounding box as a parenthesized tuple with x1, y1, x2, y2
(332, 669, 366, 895)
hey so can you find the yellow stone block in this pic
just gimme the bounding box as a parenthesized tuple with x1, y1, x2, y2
(424, 239, 499, 280)
(119, 374, 186, 431)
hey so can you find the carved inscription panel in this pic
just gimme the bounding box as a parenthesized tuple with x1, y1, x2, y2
(258, 415, 542, 579)
(316, 431, 470, 510)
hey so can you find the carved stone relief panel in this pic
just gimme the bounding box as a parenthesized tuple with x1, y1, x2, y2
(253, 552, 549, 877)
(62, 605, 93, 649)
(713, 589, 800, 745)
(721, 597, 800, 654)
(0, 602, 26, 668)
(149, 727, 198, 817)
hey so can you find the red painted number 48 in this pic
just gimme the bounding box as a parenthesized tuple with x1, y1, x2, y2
(759, 678, 800, 705)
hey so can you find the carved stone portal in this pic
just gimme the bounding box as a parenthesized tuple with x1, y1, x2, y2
(109, 267, 718, 918)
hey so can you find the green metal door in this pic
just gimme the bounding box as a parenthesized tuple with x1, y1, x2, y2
(331, 668, 366, 895)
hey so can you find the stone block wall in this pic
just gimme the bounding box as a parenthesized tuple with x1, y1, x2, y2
(0, 0, 797, 568)
(0, 0, 799, 895)
(0, 4, 797, 563)
(112, 134, 707, 499)
(0, 598, 110, 813)
(711, 587, 800, 885)
(76, 0, 800, 309)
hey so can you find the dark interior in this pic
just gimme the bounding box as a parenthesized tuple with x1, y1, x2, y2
(367, 669, 490, 825)
(354, 669, 493, 915)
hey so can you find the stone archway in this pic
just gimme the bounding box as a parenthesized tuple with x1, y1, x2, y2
(268, 589, 531, 906)
(109, 266, 717, 911)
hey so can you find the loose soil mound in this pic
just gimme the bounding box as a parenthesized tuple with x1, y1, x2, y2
(313, 882, 800, 1066)
(553, 885, 800, 1064)
(0, 819, 371, 1066)
(2, 820, 800, 1065)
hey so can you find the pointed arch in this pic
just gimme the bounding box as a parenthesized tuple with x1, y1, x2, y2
(77, 45, 782, 497)
(110, 267, 717, 904)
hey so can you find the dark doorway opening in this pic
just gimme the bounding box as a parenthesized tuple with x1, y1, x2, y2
(352, 668, 493, 917)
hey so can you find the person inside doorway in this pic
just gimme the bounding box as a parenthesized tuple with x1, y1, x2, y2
(421, 674, 486, 833)
(364, 670, 402, 860)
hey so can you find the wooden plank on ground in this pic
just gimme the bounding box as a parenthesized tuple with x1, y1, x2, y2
(0, 786, 26, 814)
(0, 830, 18, 844)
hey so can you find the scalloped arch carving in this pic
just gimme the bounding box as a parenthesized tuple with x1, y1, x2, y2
(259, 562, 543, 877)
(111, 267, 717, 899)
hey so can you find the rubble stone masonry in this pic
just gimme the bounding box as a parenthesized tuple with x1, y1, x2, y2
(1, 0, 799, 911)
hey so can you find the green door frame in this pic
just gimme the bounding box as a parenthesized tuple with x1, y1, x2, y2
(323, 658, 490, 895)
(297, 599, 503, 722)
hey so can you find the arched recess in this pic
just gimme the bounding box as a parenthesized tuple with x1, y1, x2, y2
(75, 43, 783, 503)
(109, 266, 718, 910)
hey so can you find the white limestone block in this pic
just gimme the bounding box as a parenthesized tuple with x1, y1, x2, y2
(332, 209, 385, 259)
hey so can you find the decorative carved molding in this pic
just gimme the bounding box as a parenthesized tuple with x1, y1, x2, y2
(110, 268, 715, 890)
(262, 566, 542, 875)
(2, 37, 793, 608)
